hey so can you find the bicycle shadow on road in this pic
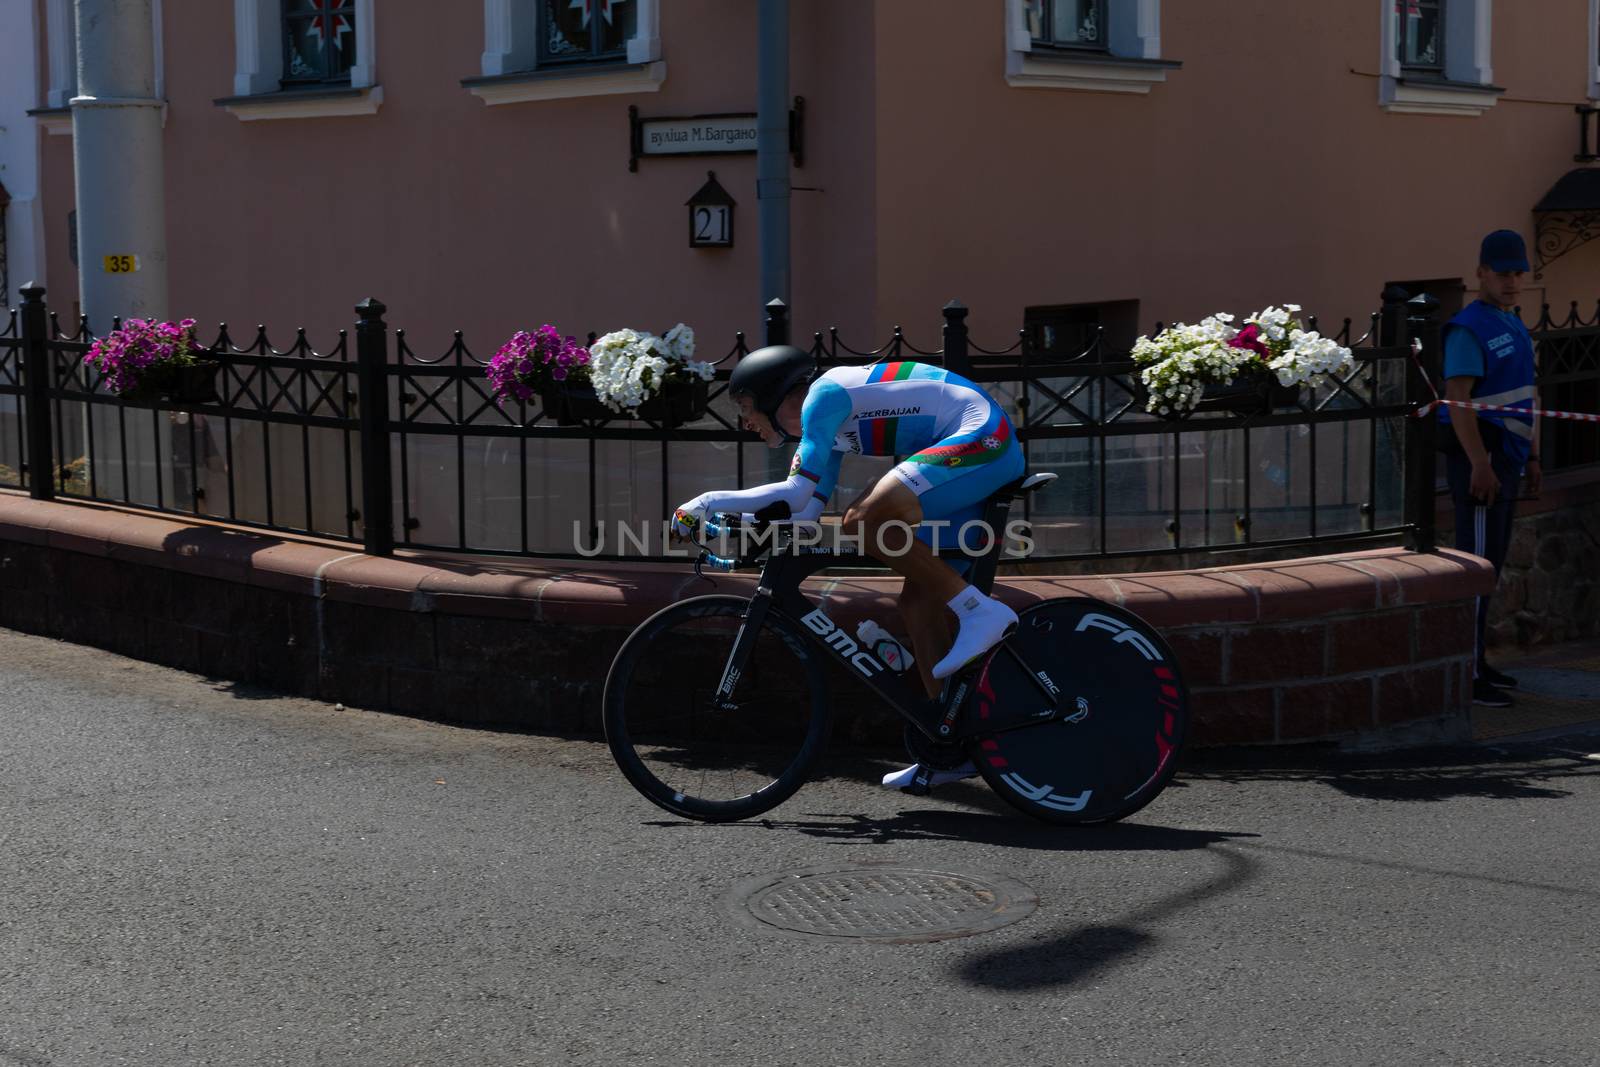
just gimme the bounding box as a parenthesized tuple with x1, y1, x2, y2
(952, 846, 1260, 992)
(1178, 737, 1600, 804)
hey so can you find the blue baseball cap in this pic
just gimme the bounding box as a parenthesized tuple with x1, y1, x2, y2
(1479, 229, 1529, 272)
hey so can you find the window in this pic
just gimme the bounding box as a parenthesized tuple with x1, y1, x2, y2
(1379, 0, 1499, 114)
(45, 0, 77, 108)
(1026, 0, 1106, 51)
(539, 0, 637, 66)
(32, 0, 164, 134)
(1005, 0, 1178, 95)
(1025, 301, 1141, 361)
(465, 0, 664, 105)
(1590, 0, 1600, 99)
(218, 0, 380, 120)
(282, 0, 358, 87)
(1395, 0, 1443, 74)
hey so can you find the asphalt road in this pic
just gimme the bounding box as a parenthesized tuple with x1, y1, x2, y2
(1, 627, 1597, 1067)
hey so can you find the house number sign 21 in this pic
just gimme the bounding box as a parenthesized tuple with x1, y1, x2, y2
(686, 171, 736, 249)
(692, 205, 731, 246)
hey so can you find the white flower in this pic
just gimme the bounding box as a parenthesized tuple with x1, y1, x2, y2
(663, 322, 695, 360)
(587, 324, 712, 413)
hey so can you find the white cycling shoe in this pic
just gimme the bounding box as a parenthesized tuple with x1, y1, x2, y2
(881, 762, 979, 793)
(931, 594, 1018, 679)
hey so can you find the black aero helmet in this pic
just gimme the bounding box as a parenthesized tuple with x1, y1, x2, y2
(728, 344, 815, 420)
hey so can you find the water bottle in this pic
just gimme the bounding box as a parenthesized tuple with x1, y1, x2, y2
(856, 620, 915, 673)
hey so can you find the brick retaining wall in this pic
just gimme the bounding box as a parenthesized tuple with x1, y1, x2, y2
(0, 492, 1494, 750)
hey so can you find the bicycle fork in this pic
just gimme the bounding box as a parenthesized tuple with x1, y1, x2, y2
(711, 586, 777, 709)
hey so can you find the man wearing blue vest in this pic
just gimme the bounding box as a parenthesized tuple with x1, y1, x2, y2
(1439, 229, 1543, 707)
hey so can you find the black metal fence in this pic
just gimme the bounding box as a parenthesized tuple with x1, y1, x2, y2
(3, 283, 1557, 566)
(1529, 303, 1600, 472)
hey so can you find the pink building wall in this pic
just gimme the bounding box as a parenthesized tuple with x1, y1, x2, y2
(27, 2, 1600, 349)
(871, 0, 1600, 344)
(34, 0, 881, 350)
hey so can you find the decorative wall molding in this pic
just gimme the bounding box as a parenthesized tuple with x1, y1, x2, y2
(215, 86, 383, 121)
(1005, 0, 1170, 94)
(463, 62, 665, 106)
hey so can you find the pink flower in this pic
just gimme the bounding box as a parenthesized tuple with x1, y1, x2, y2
(1228, 323, 1269, 358)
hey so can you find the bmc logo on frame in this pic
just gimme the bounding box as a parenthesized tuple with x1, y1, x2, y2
(800, 609, 886, 679)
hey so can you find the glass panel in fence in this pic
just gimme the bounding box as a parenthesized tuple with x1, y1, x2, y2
(1313, 418, 1378, 538)
(0, 397, 22, 488)
(1192, 428, 1246, 548)
(1247, 424, 1311, 544)
(461, 435, 525, 554)
(264, 420, 312, 532)
(1103, 432, 1174, 556)
(593, 437, 660, 552)
(1374, 416, 1406, 533)
(80, 406, 176, 509)
(524, 436, 589, 555)
(400, 434, 461, 549)
(1021, 436, 1099, 558)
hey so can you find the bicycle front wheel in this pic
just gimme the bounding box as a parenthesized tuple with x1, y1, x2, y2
(603, 595, 832, 822)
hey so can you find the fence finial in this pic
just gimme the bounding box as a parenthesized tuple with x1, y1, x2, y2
(941, 299, 972, 377)
(764, 299, 789, 347)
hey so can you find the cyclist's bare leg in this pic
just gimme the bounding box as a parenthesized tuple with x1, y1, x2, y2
(898, 581, 954, 699)
(838, 473, 1011, 684)
(838, 477, 964, 602)
(840, 475, 1014, 682)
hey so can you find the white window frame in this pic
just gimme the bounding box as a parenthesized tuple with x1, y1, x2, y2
(37, 0, 165, 135)
(44, 0, 77, 110)
(1379, 0, 1500, 116)
(466, 0, 664, 105)
(1004, 0, 1174, 94)
(220, 0, 381, 121)
(1589, 0, 1600, 100)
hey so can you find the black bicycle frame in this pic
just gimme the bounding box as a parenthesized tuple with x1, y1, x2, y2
(709, 486, 1059, 743)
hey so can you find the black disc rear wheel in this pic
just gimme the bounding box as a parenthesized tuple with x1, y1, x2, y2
(603, 595, 831, 822)
(966, 598, 1189, 825)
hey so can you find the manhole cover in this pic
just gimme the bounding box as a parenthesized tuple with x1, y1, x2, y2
(729, 864, 1037, 944)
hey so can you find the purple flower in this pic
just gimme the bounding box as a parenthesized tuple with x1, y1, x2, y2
(485, 323, 590, 407)
(83, 316, 202, 395)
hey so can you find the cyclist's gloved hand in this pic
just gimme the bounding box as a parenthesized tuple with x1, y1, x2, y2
(671, 495, 709, 540)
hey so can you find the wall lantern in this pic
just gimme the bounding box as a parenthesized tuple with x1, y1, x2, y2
(686, 171, 735, 248)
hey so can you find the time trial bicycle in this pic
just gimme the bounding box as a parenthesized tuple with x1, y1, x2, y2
(602, 472, 1190, 826)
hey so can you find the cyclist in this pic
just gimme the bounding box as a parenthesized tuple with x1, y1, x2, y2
(671, 345, 1026, 791)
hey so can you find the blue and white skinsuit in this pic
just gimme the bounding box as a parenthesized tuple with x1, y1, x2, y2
(680, 360, 1025, 542)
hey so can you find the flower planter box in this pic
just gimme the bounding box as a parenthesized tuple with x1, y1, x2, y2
(120, 360, 221, 407)
(1193, 375, 1301, 416)
(1135, 374, 1301, 419)
(538, 380, 615, 425)
(540, 377, 709, 429)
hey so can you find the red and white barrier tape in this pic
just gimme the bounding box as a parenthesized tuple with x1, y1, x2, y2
(1414, 397, 1600, 423)
(1407, 338, 1599, 423)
